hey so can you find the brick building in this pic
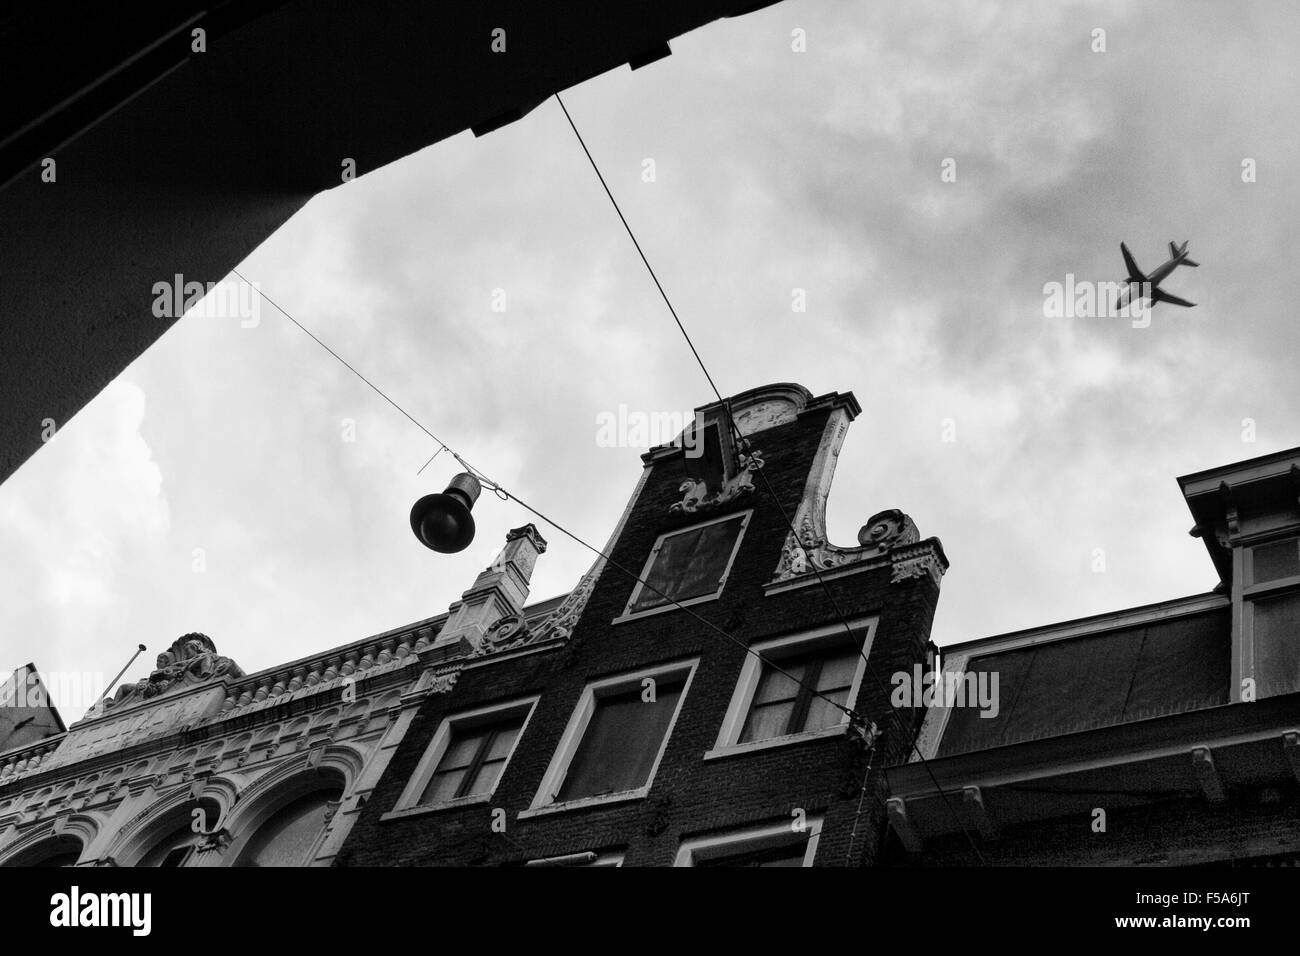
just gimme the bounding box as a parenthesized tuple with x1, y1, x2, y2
(885, 446, 1300, 866)
(336, 382, 946, 866)
(0, 382, 947, 867)
(1, 380, 1294, 867)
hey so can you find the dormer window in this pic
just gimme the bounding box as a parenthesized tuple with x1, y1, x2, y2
(1180, 451, 1300, 702)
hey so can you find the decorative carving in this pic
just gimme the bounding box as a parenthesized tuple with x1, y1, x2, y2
(196, 828, 232, 853)
(470, 560, 602, 658)
(857, 509, 920, 550)
(766, 405, 935, 587)
(428, 672, 458, 695)
(889, 550, 945, 588)
(772, 509, 920, 583)
(470, 614, 535, 657)
(323, 798, 343, 826)
(106, 634, 243, 710)
(732, 400, 797, 436)
(670, 447, 765, 514)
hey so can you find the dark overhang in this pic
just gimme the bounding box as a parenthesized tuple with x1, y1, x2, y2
(0, 0, 785, 488)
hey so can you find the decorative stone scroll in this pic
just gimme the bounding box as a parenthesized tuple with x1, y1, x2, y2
(470, 613, 534, 657)
(768, 402, 942, 588)
(772, 508, 920, 582)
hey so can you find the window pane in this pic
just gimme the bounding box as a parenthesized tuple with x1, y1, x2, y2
(465, 756, 509, 797)
(436, 732, 484, 772)
(802, 691, 849, 734)
(1252, 540, 1300, 584)
(557, 681, 684, 801)
(750, 666, 801, 706)
(697, 841, 808, 867)
(815, 650, 859, 694)
(422, 767, 468, 805)
(630, 516, 746, 613)
(1253, 592, 1300, 696)
(739, 700, 794, 742)
(485, 721, 523, 761)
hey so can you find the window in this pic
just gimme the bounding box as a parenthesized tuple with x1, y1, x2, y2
(159, 846, 194, 868)
(524, 850, 624, 867)
(233, 787, 342, 867)
(708, 619, 875, 758)
(616, 511, 751, 620)
(1241, 534, 1300, 699)
(139, 824, 203, 868)
(423, 718, 524, 805)
(525, 660, 698, 814)
(389, 698, 538, 816)
(5, 837, 83, 867)
(675, 817, 823, 867)
(1249, 590, 1300, 697)
(1249, 539, 1300, 585)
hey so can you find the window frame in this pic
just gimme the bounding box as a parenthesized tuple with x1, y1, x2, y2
(705, 617, 877, 760)
(386, 696, 539, 819)
(522, 658, 699, 817)
(524, 850, 625, 867)
(1245, 537, 1300, 588)
(1235, 529, 1300, 700)
(1241, 582, 1300, 698)
(612, 510, 753, 623)
(674, 816, 824, 867)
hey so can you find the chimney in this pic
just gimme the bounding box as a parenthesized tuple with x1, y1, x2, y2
(434, 524, 548, 651)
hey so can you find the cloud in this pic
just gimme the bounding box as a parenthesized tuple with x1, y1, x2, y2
(3, 0, 1299, 691)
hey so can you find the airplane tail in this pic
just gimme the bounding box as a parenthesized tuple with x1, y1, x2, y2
(1170, 240, 1199, 267)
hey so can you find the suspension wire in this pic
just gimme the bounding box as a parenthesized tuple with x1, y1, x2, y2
(555, 95, 986, 865)
(235, 274, 859, 727)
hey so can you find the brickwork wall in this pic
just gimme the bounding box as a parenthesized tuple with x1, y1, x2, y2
(337, 407, 941, 866)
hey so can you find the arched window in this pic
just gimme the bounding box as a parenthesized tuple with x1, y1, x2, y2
(233, 786, 342, 867)
(138, 822, 204, 867)
(5, 836, 82, 867)
(136, 798, 220, 867)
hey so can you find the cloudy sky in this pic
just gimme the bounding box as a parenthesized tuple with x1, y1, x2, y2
(4, 0, 1299, 722)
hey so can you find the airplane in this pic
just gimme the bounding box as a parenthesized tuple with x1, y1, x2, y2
(1117, 240, 1199, 310)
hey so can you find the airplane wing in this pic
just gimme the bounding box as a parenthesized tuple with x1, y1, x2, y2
(1151, 288, 1196, 308)
(1120, 242, 1145, 282)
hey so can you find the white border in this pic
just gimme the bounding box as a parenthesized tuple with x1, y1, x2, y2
(612, 511, 753, 623)
(705, 617, 876, 760)
(674, 815, 824, 867)
(384, 696, 540, 819)
(521, 658, 699, 817)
